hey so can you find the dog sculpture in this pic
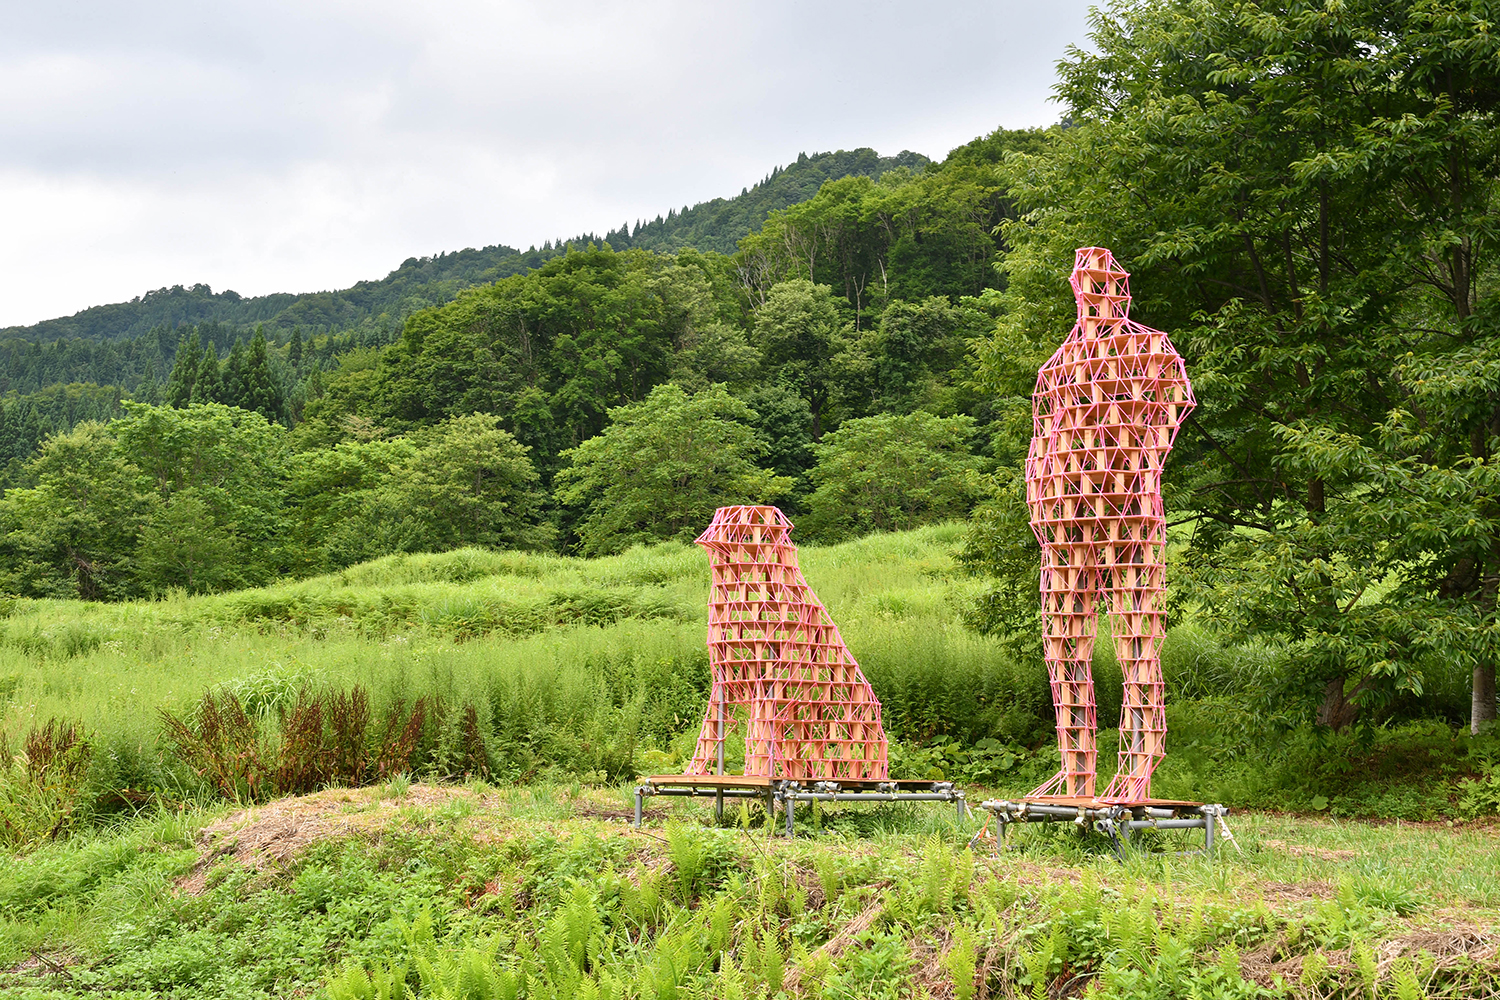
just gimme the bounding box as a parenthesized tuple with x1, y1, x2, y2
(686, 505, 887, 780)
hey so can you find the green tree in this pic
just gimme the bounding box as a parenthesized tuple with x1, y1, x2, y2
(833, 295, 990, 418)
(312, 246, 685, 476)
(112, 402, 288, 587)
(968, 0, 1500, 729)
(744, 383, 816, 485)
(238, 328, 284, 423)
(735, 132, 1042, 315)
(191, 344, 224, 404)
(654, 253, 758, 391)
(800, 411, 983, 542)
(752, 280, 846, 440)
(134, 490, 240, 594)
(223, 339, 246, 408)
(384, 414, 551, 553)
(284, 437, 416, 571)
(554, 383, 792, 556)
(164, 329, 201, 408)
(0, 422, 151, 599)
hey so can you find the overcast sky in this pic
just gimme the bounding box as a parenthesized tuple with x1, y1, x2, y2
(0, 1, 1097, 328)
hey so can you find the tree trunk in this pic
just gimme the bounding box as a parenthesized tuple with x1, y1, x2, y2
(1474, 663, 1498, 735)
(1317, 675, 1360, 731)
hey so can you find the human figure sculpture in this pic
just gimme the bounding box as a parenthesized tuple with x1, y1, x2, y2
(1026, 248, 1195, 802)
(687, 505, 888, 780)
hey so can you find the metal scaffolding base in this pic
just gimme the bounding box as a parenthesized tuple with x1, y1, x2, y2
(976, 796, 1229, 860)
(634, 774, 966, 836)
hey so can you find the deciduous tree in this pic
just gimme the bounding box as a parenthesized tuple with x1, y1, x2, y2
(969, 0, 1500, 729)
(801, 411, 983, 542)
(554, 383, 792, 556)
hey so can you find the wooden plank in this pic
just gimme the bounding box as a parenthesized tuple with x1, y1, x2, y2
(643, 774, 774, 788)
(1018, 795, 1202, 808)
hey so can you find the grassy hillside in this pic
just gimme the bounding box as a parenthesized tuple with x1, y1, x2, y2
(2, 525, 1500, 997)
(0, 525, 1052, 807)
(1, 782, 1497, 999)
(0, 523, 1008, 743)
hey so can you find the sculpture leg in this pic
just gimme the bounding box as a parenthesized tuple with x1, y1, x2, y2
(1102, 549, 1167, 802)
(745, 667, 778, 776)
(1030, 546, 1099, 798)
(687, 680, 729, 774)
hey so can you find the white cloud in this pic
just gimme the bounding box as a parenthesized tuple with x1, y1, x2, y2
(0, 0, 1093, 327)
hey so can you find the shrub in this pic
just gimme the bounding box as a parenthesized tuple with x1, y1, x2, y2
(553, 383, 792, 556)
(159, 691, 271, 802)
(0, 718, 94, 848)
(160, 685, 448, 801)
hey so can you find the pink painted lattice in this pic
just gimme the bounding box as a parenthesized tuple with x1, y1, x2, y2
(687, 505, 888, 780)
(1026, 248, 1195, 803)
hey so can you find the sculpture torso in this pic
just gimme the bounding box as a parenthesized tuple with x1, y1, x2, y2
(1025, 253, 1193, 546)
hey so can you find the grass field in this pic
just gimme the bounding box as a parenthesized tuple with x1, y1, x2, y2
(0, 525, 1055, 820)
(1, 525, 1498, 996)
(1, 783, 1496, 999)
(0, 523, 1007, 740)
(0, 523, 1494, 834)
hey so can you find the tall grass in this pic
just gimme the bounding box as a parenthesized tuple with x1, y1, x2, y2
(0, 521, 1489, 820)
(1, 525, 1055, 807)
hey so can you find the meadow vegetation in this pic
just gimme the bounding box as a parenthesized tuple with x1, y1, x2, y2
(0, 524, 1493, 855)
(6, 2, 1500, 994)
(2, 781, 1498, 999)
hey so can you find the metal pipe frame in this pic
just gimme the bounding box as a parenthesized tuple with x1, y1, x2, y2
(975, 799, 1226, 861)
(633, 779, 967, 835)
(782, 792, 959, 802)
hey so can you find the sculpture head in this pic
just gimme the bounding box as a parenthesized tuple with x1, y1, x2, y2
(1070, 246, 1132, 335)
(695, 505, 794, 561)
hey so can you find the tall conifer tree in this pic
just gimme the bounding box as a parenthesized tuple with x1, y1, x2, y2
(191, 345, 224, 405)
(223, 339, 246, 408)
(237, 328, 283, 423)
(164, 329, 202, 408)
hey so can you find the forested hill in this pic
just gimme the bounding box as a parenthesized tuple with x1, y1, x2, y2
(0, 248, 527, 345)
(1, 148, 924, 345)
(604, 149, 930, 255)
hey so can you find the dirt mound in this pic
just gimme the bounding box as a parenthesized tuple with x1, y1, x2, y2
(1377, 928, 1497, 969)
(178, 783, 476, 894)
(1259, 879, 1336, 902)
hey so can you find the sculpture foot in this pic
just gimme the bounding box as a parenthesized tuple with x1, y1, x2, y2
(1101, 772, 1151, 803)
(1028, 770, 1094, 799)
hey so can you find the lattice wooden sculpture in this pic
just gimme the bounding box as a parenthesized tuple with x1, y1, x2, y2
(1026, 247, 1195, 802)
(687, 505, 888, 780)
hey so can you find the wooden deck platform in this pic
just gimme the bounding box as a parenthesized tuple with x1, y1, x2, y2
(640, 774, 957, 791)
(1016, 795, 1203, 809)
